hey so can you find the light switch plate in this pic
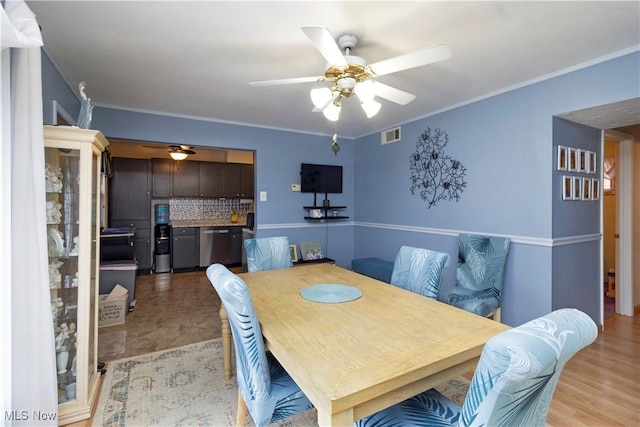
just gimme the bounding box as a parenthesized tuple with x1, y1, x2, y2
(260, 191, 267, 201)
(291, 184, 301, 192)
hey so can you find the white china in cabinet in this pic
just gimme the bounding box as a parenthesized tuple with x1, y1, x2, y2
(44, 125, 108, 425)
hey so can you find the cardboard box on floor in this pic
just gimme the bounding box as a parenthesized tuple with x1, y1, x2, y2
(99, 284, 128, 327)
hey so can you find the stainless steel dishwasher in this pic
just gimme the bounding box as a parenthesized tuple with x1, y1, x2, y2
(199, 227, 230, 267)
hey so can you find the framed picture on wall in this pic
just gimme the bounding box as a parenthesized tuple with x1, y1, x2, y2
(587, 151, 597, 174)
(568, 148, 578, 172)
(592, 178, 600, 200)
(557, 146, 568, 171)
(578, 149, 587, 173)
(582, 177, 592, 201)
(573, 176, 582, 199)
(562, 175, 573, 200)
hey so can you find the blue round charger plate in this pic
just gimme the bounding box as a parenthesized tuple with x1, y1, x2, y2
(300, 284, 362, 303)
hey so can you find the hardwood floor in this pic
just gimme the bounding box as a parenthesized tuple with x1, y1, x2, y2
(71, 271, 639, 426)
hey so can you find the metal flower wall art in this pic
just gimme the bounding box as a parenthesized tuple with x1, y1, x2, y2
(410, 127, 467, 208)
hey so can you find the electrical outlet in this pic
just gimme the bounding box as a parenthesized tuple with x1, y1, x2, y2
(260, 191, 267, 202)
(291, 184, 301, 192)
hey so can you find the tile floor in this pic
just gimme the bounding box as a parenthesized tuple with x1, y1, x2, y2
(98, 269, 227, 362)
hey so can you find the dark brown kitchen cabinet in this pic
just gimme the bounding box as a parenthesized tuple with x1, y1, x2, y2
(222, 163, 254, 198)
(222, 163, 241, 198)
(172, 160, 200, 197)
(240, 164, 254, 198)
(230, 227, 243, 265)
(172, 227, 199, 271)
(110, 158, 151, 220)
(152, 158, 173, 197)
(199, 162, 223, 197)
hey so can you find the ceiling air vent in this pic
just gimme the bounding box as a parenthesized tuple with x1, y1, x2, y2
(381, 127, 401, 145)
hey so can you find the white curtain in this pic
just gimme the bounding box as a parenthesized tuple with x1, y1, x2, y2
(1, 1, 58, 426)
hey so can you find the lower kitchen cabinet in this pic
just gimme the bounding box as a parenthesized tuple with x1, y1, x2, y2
(172, 227, 199, 271)
(133, 229, 151, 274)
(230, 228, 243, 265)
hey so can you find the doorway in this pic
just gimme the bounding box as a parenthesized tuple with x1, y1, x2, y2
(602, 138, 617, 318)
(604, 129, 636, 318)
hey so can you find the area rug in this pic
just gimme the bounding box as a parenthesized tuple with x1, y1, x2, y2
(92, 338, 470, 427)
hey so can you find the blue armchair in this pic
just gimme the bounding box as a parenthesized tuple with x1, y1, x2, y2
(442, 234, 510, 321)
(390, 245, 450, 299)
(355, 308, 598, 427)
(206, 264, 314, 426)
(244, 236, 293, 272)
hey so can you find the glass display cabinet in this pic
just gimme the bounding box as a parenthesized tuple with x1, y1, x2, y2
(44, 125, 108, 424)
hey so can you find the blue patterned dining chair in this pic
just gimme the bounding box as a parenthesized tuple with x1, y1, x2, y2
(244, 236, 293, 272)
(355, 308, 598, 427)
(441, 234, 510, 322)
(206, 264, 314, 426)
(390, 245, 450, 299)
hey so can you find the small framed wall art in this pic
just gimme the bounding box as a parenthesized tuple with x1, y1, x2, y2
(557, 146, 568, 171)
(568, 148, 578, 172)
(582, 177, 592, 200)
(562, 175, 573, 200)
(572, 176, 582, 200)
(578, 150, 587, 173)
(592, 178, 600, 200)
(289, 244, 298, 263)
(587, 151, 597, 174)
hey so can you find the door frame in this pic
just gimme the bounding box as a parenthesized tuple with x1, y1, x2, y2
(604, 130, 634, 317)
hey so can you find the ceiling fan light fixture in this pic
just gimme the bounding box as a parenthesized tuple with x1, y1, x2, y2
(354, 80, 376, 101)
(170, 151, 189, 161)
(322, 101, 341, 121)
(310, 87, 333, 109)
(361, 99, 381, 118)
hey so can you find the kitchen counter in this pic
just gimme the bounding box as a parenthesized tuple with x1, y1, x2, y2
(170, 220, 247, 228)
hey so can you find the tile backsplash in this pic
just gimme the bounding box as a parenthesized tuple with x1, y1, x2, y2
(169, 198, 253, 222)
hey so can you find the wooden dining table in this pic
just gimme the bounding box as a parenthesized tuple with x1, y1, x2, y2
(218, 263, 509, 426)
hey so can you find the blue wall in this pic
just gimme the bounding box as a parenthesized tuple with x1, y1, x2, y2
(41, 50, 640, 326)
(352, 52, 638, 326)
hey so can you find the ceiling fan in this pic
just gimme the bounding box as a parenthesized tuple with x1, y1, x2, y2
(249, 26, 451, 121)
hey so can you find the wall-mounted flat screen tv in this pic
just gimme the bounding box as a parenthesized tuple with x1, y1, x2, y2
(300, 163, 343, 194)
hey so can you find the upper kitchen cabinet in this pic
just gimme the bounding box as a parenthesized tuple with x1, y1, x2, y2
(240, 164, 254, 198)
(199, 161, 223, 197)
(223, 163, 254, 198)
(110, 158, 151, 220)
(152, 158, 173, 197)
(172, 160, 200, 197)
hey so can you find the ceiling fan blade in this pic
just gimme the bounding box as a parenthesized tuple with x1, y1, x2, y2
(301, 26, 348, 68)
(371, 81, 416, 105)
(249, 76, 324, 86)
(368, 44, 451, 76)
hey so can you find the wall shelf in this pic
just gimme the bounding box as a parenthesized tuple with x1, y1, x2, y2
(303, 205, 348, 220)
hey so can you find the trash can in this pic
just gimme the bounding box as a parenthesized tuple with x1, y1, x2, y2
(99, 261, 138, 310)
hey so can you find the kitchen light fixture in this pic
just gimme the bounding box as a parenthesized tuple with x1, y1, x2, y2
(168, 145, 196, 161)
(170, 151, 189, 161)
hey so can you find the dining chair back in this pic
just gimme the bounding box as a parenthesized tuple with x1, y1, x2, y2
(390, 245, 450, 299)
(442, 234, 510, 321)
(206, 264, 313, 427)
(354, 308, 598, 427)
(244, 236, 293, 272)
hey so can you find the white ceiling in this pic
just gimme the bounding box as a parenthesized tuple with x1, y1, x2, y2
(29, 1, 640, 138)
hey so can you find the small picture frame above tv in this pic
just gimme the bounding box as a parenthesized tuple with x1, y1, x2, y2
(300, 163, 343, 194)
